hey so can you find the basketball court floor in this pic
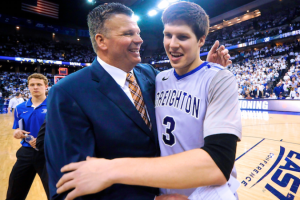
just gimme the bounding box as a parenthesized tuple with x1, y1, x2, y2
(0, 110, 299, 200)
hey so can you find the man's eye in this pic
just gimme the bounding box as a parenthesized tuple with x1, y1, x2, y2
(164, 33, 171, 38)
(178, 36, 188, 40)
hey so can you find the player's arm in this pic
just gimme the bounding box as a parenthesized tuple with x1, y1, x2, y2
(56, 71, 241, 200)
(56, 149, 226, 200)
(45, 86, 96, 200)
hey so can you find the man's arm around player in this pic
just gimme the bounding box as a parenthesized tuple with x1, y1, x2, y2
(56, 42, 236, 200)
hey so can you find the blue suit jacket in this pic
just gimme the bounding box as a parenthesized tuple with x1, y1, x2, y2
(45, 59, 160, 200)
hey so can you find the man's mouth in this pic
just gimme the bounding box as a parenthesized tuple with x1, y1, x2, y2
(129, 49, 140, 53)
(170, 52, 183, 57)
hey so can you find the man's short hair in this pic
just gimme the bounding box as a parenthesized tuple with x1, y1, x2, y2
(162, 1, 209, 41)
(87, 3, 134, 53)
(28, 73, 48, 86)
(16, 92, 20, 97)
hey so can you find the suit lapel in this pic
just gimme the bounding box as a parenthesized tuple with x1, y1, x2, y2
(134, 68, 158, 148)
(90, 59, 154, 141)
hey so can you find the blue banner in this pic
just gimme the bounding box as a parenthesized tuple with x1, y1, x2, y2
(78, 29, 90, 37)
(0, 56, 91, 67)
(59, 27, 76, 36)
(239, 99, 300, 112)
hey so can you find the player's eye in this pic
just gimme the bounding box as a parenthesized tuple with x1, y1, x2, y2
(178, 35, 188, 40)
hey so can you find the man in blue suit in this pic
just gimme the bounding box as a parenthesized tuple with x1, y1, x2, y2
(45, 3, 231, 200)
(273, 83, 284, 97)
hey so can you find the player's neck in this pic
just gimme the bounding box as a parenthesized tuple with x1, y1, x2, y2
(174, 58, 203, 76)
(31, 95, 46, 107)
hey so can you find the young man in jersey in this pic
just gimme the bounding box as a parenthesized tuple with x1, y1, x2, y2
(6, 73, 49, 200)
(56, 2, 241, 200)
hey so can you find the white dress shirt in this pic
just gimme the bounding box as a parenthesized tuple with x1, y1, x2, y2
(97, 56, 135, 104)
(97, 57, 151, 121)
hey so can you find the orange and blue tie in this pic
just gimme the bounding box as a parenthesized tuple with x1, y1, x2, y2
(126, 72, 151, 130)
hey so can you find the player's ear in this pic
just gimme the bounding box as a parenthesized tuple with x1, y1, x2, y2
(198, 35, 206, 48)
(95, 33, 108, 51)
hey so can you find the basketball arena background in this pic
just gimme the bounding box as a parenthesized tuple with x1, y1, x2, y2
(0, 0, 300, 199)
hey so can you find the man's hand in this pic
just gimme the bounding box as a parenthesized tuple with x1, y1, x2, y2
(13, 129, 29, 139)
(29, 138, 36, 148)
(56, 157, 114, 200)
(206, 40, 232, 67)
(155, 194, 189, 200)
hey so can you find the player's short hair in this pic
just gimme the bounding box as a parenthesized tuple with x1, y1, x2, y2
(87, 3, 133, 53)
(28, 73, 48, 86)
(162, 1, 209, 41)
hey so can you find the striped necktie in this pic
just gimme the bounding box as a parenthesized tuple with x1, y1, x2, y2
(126, 72, 151, 130)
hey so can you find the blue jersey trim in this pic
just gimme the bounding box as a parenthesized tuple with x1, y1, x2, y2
(173, 62, 208, 80)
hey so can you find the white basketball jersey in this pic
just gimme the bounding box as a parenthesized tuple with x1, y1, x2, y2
(155, 61, 242, 196)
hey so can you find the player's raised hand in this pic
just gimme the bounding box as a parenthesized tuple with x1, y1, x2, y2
(155, 194, 189, 200)
(206, 40, 232, 67)
(56, 157, 113, 200)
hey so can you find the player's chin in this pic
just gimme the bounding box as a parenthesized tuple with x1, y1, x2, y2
(32, 93, 42, 97)
(170, 59, 184, 68)
(170, 63, 183, 70)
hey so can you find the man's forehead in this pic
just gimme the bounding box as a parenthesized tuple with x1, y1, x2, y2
(106, 14, 139, 31)
(29, 78, 44, 83)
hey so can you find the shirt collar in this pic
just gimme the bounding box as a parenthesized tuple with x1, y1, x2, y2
(173, 62, 208, 80)
(26, 97, 47, 107)
(26, 98, 32, 107)
(97, 56, 133, 88)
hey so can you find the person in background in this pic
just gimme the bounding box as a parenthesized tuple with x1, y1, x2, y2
(263, 85, 272, 98)
(7, 92, 24, 114)
(6, 73, 49, 200)
(290, 87, 297, 99)
(269, 93, 277, 99)
(246, 94, 253, 99)
(278, 93, 285, 99)
(274, 83, 283, 97)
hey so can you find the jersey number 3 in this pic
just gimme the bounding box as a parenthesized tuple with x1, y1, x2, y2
(162, 116, 176, 147)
